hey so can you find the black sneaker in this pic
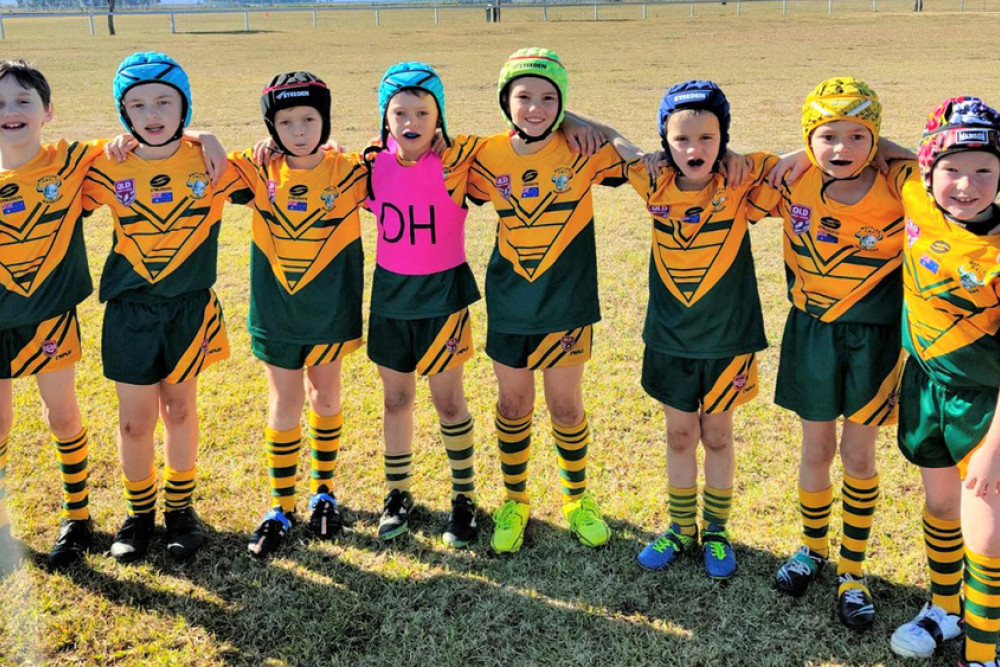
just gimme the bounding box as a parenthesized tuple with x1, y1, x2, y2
(837, 573, 876, 630)
(308, 487, 344, 539)
(377, 489, 413, 541)
(47, 519, 93, 568)
(164, 508, 205, 560)
(774, 545, 826, 596)
(247, 508, 294, 560)
(110, 512, 156, 563)
(442, 494, 478, 548)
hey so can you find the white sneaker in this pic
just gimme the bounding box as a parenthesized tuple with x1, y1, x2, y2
(961, 660, 1000, 667)
(890, 602, 962, 658)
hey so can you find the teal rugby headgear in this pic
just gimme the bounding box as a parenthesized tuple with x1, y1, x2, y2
(113, 51, 192, 147)
(377, 62, 449, 146)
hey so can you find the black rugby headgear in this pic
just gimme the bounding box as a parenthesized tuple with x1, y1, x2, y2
(260, 71, 331, 155)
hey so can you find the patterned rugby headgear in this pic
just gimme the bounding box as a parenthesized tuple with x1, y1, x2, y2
(260, 71, 331, 156)
(657, 80, 731, 171)
(918, 96, 1000, 191)
(113, 51, 192, 147)
(497, 47, 568, 144)
(802, 77, 881, 177)
(377, 62, 448, 147)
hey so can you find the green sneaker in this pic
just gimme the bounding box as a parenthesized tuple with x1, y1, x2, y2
(563, 493, 611, 547)
(491, 500, 530, 553)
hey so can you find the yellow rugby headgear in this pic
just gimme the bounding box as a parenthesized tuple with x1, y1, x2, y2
(802, 77, 882, 177)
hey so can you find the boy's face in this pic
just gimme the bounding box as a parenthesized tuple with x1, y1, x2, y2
(931, 151, 1000, 221)
(386, 91, 437, 154)
(809, 120, 873, 179)
(665, 110, 720, 184)
(508, 77, 559, 138)
(273, 105, 323, 157)
(121, 82, 183, 145)
(0, 74, 52, 151)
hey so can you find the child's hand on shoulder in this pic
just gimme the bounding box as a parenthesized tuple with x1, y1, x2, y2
(720, 150, 752, 187)
(252, 137, 279, 166)
(185, 130, 227, 186)
(642, 151, 668, 175)
(767, 149, 810, 188)
(562, 114, 604, 157)
(106, 134, 139, 162)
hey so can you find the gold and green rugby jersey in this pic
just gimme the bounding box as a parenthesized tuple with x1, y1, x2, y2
(370, 134, 484, 320)
(772, 160, 913, 324)
(229, 149, 367, 345)
(627, 152, 780, 358)
(83, 140, 244, 302)
(902, 179, 1000, 392)
(467, 133, 627, 334)
(0, 140, 104, 328)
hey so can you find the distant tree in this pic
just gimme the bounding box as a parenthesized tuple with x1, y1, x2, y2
(107, 0, 115, 34)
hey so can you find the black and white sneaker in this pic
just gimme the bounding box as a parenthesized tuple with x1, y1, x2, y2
(47, 519, 93, 568)
(247, 507, 295, 560)
(164, 507, 206, 560)
(837, 573, 875, 630)
(774, 545, 826, 596)
(308, 487, 344, 539)
(110, 512, 156, 564)
(442, 494, 478, 548)
(891, 601, 963, 658)
(377, 489, 413, 541)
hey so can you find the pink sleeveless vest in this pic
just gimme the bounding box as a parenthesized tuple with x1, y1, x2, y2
(368, 139, 469, 275)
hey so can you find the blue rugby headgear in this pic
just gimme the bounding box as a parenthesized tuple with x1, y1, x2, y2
(377, 62, 448, 146)
(658, 80, 731, 171)
(113, 51, 191, 147)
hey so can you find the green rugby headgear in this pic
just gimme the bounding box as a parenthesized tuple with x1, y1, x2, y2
(497, 47, 568, 143)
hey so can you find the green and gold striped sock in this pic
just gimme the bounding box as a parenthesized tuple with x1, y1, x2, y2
(497, 408, 532, 504)
(266, 426, 302, 513)
(669, 484, 698, 537)
(553, 414, 589, 503)
(385, 451, 413, 492)
(702, 485, 732, 529)
(923, 509, 963, 614)
(441, 415, 475, 499)
(52, 428, 90, 521)
(837, 473, 879, 576)
(799, 485, 832, 558)
(964, 549, 1000, 663)
(163, 466, 196, 512)
(308, 410, 341, 495)
(123, 470, 157, 516)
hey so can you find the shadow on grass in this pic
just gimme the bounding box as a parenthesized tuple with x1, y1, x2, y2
(5, 511, 955, 667)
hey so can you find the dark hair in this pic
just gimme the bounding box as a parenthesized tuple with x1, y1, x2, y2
(0, 59, 51, 107)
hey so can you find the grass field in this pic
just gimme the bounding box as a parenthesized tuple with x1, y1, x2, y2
(3, 6, 1000, 666)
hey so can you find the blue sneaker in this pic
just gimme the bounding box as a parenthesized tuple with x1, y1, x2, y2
(637, 524, 696, 571)
(702, 524, 737, 580)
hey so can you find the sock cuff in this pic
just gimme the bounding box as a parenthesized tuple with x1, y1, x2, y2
(123, 470, 156, 491)
(966, 548, 1000, 570)
(265, 425, 302, 443)
(669, 484, 698, 496)
(799, 485, 833, 505)
(164, 466, 196, 483)
(924, 507, 962, 531)
(843, 473, 880, 491)
(308, 410, 342, 430)
(52, 426, 88, 445)
(495, 406, 533, 429)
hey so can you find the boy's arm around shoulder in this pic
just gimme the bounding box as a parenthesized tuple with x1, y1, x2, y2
(745, 151, 784, 223)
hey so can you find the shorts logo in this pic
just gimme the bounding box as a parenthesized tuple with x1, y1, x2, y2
(320, 186, 338, 211)
(552, 167, 573, 194)
(929, 240, 951, 254)
(41, 339, 58, 358)
(186, 172, 210, 200)
(2, 198, 25, 215)
(682, 206, 703, 224)
(267, 180, 277, 203)
(855, 227, 883, 251)
(36, 175, 63, 203)
(886, 388, 899, 408)
(732, 373, 747, 391)
(497, 174, 512, 200)
(648, 204, 670, 217)
(200, 338, 210, 352)
(905, 218, 920, 248)
(446, 338, 459, 354)
(919, 254, 939, 274)
(790, 204, 811, 234)
(114, 179, 136, 206)
(560, 335, 576, 351)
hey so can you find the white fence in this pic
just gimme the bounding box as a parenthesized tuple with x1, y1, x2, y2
(0, 0, 997, 39)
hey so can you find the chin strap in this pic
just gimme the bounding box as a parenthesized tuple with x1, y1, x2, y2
(119, 98, 187, 148)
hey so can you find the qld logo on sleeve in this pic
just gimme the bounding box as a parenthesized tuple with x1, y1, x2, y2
(790, 204, 811, 234)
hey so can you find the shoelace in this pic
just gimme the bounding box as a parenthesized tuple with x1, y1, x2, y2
(783, 557, 814, 578)
(842, 587, 870, 607)
(707, 540, 728, 561)
(495, 502, 520, 527)
(651, 531, 683, 554)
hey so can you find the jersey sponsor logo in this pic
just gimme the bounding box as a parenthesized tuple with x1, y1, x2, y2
(289, 185, 309, 197)
(647, 204, 670, 217)
(905, 218, 920, 248)
(855, 226, 883, 251)
(790, 204, 811, 234)
(552, 167, 573, 194)
(0, 184, 19, 199)
(321, 186, 338, 211)
(958, 263, 988, 291)
(522, 169, 538, 182)
(929, 240, 951, 254)
(150, 174, 171, 188)
(186, 172, 210, 200)
(36, 175, 63, 203)
(682, 206, 703, 224)
(732, 373, 747, 391)
(115, 178, 136, 206)
(521, 185, 539, 198)
(919, 254, 939, 274)
(41, 339, 58, 358)
(816, 229, 838, 243)
(820, 216, 841, 230)
(711, 189, 726, 213)
(496, 174, 512, 200)
(151, 190, 174, 204)
(2, 198, 25, 215)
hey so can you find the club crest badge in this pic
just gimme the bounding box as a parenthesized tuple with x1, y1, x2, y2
(552, 167, 573, 194)
(41, 340, 58, 358)
(115, 179, 136, 207)
(186, 172, 210, 200)
(855, 226, 883, 251)
(36, 175, 62, 204)
(560, 335, 576, 351)
(959, 264, 987, 291)
(321, 187, 338, 212)
(711, 189, 726, 213)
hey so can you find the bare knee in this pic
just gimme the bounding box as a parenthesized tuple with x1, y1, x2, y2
(160, 396, 195, 428)
(384, 387, 415, 415)
(701, 427, 732, 453)
(435, 397, 467, 424)
(306, 386, 339, 416)
(801, 438, 837, 469)
(547, 400, 584, 428)
(498, 394, 533, 421)
(840, 446, 876, 479)
(926, 494, 960, 520)
(667, 424, 700, 453)
(121, 416, 157, 440)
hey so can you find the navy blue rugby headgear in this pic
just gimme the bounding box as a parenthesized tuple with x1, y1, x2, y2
(658, 80, 731, 170)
